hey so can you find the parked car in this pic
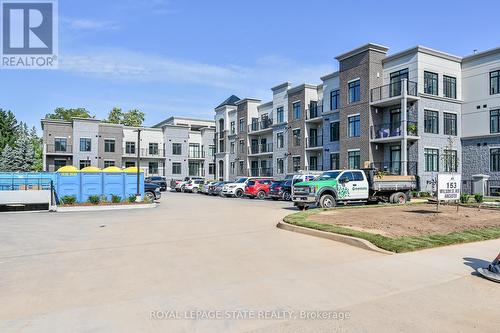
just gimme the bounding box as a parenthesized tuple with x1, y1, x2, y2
(244, 179, 274, 199)
(174, 176, 204, 192)
(184, 179, 205, 193)
(145, 176, 167, 191)
(268, 179, 292, 201)
(222, 177, 273, 198)
(208, 181, 228, 196)
(200, 181, 217, 194)
(144, 182, 162, 201)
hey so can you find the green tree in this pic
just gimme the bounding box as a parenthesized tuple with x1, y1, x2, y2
(29, 126, 43, 171)
(106, 107, 123, 124)
(122, 109, 145, 127)
(45, 107, 94, 121)
(0, 123, 35, 172)
(0, 109, 18, 153)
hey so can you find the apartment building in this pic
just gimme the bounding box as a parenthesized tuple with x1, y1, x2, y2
(42, 116, 216, 180)
(214, 43, 499, 194)
(461, 48, 500, 195)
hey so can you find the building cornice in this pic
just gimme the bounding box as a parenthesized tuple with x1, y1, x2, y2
(335, 43, 389, 61)
(287, 83, 318, 95)
(271, 82, 292, 92)
(463, 46, 500, 63)
(383, 45, 462, 64)
(235, 98, 261, 105)
(320, 71, 339, 81)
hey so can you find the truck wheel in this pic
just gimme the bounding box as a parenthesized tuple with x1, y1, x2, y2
(282, 191, 291, 201)
(257, 190, 266, 199)
(145, 191, 155, 201)
(235, 189, 243, 198)
(393, 192, 407, 204)
(320, 194, 336, 208)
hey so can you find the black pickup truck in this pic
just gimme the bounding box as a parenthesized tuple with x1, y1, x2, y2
(144, 182, 162, 201)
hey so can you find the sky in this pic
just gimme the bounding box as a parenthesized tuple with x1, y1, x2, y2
(1, 0, 499, 131)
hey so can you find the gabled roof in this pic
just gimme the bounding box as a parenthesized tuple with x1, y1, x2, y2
(215, 95, 241, 109)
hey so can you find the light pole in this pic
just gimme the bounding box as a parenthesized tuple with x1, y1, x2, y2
(135, 129, 142, 201)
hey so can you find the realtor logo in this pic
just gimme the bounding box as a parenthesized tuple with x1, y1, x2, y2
(1, 0, 58, 68)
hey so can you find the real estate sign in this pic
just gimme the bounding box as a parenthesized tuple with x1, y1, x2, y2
(437, 173, 461, 201)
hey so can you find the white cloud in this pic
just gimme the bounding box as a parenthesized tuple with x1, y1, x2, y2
(62, 18, 120, 31)
(59, 48, 333, 97)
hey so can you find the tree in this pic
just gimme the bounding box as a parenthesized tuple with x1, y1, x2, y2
(105, 107, 145, 127)
(0, 109, 18, 153)
(45, 107, 94, 121)
(29, 126, 43, 171)
(122, 109, 145, 127)
(0, 123, 35, 172)
(441, 136, 459, 173)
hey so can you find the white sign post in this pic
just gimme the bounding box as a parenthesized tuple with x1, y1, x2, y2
(437, 173, 462, 212)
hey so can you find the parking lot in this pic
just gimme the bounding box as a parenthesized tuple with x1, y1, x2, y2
(1, 193, 500, 332)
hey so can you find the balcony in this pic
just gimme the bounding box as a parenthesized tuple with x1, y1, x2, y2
(370, 81, 418, 106)
(306, 164, 323, 171)
(370, 161, 418, 176)
(46, 144, 73, 154)
(248, 119, 273, 133)
(250, 167, 273, 177)
(248, 143, 273, 155)
(306, 136, 323, 149)
(305, 104, 323, 121)
(188, 151, 206, 159)
(370, 121, 419, 142)
(123, 148, 165, 158)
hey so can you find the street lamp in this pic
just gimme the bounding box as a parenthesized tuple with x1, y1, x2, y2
(134, 129, 142, 202)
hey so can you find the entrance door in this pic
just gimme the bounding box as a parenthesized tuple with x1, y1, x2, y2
(309, 156, 317, 171)
(309, 128, 318, 147)
(251, 139, 258, 154)
(390, 109, 401, 136)
(390, 145, 401, 175)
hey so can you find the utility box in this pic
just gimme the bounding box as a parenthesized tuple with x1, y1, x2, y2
(472, 174, 490, 196)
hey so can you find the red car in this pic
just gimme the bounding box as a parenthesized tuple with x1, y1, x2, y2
(244, 178, 274, 199)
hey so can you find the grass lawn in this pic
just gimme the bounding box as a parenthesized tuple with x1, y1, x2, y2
(283, 208, 500, 253)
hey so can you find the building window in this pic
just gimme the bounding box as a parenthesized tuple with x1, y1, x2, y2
(347, 151, 360, 169)
(239, 118, 245, 132)
(149, 162, 159, 175)
(277, 107, 284, 123)
(230, 121, 235, 134)
(54, 138, 67, 152)
(104, 160, 115, 167)
(230, 162, 235, 174)
(424, 71, 438, 95)
(292, 156, 301, 172)
(389, 68, 409, 96)
(79, 138, 91, 152)
(276, 132, 284, 148)
(208, 145, 215, 156)
(189, 143, 200, 158)
(239, 161, 244, 174)
(348, 115, 360, 137)
(172, 143, 182, 155)
(208, 163, 215, 175)
(149, 143, 158, 155)
(443, 75, 457, 99)
(491, 109, 500, 133)
(330, 89, 340, 110)
(54, 159, 66, 170)
(172, 162, 181, 174)
(277, 158, 284, 174)
(230, 142, 235, 154)
(443, 112, 457, 136)
(443, 150, 458, 172)
(104, 139, 115, 153)
(330, 121, 339, 141)
(188, 162, 200, 176)
(125, 141, 135, 154)
(491, 148, 500, 172)
(424, 148, 439, 172)
(424, 110, 439, 134)
(79, 160, 90, 169)
(330, 153, 340, 170)
(348, 79, 360, 103)
(239, 140, 244, 153)
(293, 102, 301, 120)
(292, 129, 301, 146)
(491, 70, 500, 95)
(125, 161, 135, 168)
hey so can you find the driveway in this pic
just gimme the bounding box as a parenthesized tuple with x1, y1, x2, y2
(0, 193, 499, 332)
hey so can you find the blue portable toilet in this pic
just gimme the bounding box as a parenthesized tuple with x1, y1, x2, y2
(102, 167, 125, 201)
(124, 167, 144, 199)
(56, 166, 81, 202)
(80, 167, 103, 202)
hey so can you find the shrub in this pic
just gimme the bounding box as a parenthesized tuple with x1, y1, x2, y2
(474, 193, 484, 203)
(61, 195, 76, 205)
(127, 194, 137, 203)
(111, 195, 121, 203)
(88, 195, 100, 204)
(460, 193, 470, 204)
(411, 191, 419, 198)
(419, 191, 431, 198)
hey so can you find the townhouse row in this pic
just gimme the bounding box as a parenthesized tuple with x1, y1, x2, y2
(214, 43, 500, 194)
(41, 116, 216, 179)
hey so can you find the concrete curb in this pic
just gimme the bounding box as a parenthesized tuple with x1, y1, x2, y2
(55, 203, 157, 213)
(277, 220, 393, 255)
